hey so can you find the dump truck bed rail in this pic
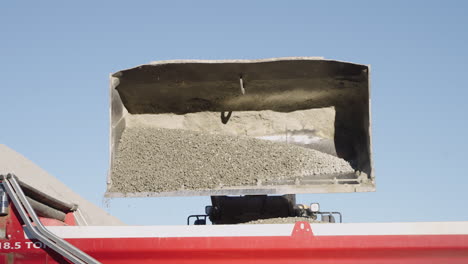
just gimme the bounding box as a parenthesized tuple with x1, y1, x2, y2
(2, 176, 468, 263)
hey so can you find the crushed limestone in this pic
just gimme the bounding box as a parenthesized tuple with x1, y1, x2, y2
(243, 217, 322, 224)
(110, 127, 354, 194)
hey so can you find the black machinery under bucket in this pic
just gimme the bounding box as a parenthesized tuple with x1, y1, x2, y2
(106, 57, 373, 197)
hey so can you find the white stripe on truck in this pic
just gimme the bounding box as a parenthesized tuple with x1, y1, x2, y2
(39, 221, 468, 239)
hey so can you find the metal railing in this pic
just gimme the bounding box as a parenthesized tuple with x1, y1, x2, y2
(0, 173, 101, 264)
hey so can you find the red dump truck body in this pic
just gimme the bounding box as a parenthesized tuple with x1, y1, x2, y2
(2, 202, 468, 264)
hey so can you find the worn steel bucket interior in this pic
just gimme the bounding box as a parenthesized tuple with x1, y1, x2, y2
(106, 57, 373, 197)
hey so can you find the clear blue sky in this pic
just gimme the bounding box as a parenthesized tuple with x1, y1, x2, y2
(2, 1, 467, 225)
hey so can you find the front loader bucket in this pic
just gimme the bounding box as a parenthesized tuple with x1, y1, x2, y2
(106, 57, 373, 197)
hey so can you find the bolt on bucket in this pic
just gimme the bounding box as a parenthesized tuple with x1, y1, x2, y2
(106, 57, 373, 197)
